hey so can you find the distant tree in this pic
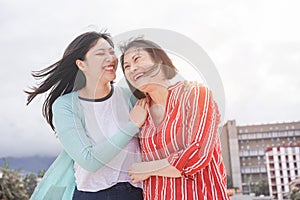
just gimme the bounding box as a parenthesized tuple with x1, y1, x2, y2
(253, 179, 269, 196)
(0, 158, 28, 200)
(0, 159, 49, 200)
(23, 173, 37, 197)
(227, 175, 233, 188)
(289, 188, 300, 200)
(0, 167, 28, 200)
(38, 169, 46, 178)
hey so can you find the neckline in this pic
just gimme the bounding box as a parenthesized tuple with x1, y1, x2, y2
(146, 81, 184, 131)
(78, 85, 114, 102)
(146, 88, 171, 131)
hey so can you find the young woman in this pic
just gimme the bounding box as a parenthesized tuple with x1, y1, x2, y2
(26, 32, 147, 200)
(120, 39, 230, 200)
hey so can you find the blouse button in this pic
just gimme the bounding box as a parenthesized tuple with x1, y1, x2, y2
(196, 143, 200, 147)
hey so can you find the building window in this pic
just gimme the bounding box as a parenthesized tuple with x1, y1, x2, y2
(288, 131, 294, 136)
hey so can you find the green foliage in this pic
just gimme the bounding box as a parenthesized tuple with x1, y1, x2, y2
(289, 188, 300, 200)
(250, 179, 270, 196)
(38, 169, 46, 178)
(0, 167, 28, 200)
(23, 173, 37, 197)
(227, 175, 233, 188)
(0, 158, 39, 200)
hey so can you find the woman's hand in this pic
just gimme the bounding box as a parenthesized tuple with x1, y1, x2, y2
(128, 159, 181, 183)
(128, 162, 151, 184)
(130, 98, 148, 128)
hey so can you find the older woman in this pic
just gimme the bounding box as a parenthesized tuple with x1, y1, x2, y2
(120, 39, 230, 200)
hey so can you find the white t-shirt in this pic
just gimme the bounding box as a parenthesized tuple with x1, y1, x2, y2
(74, 85, 141, 191)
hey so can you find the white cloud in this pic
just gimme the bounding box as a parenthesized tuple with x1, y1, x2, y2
(1, 0, 300, 156)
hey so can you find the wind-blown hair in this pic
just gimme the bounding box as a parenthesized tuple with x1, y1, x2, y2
(25, 31, 114, 130)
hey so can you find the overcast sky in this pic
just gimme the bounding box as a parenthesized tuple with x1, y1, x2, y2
(1, 0, 299, 157)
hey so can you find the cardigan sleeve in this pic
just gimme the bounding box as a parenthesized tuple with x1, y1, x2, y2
(52, 95, 139, 172)
(167, 85, 220, 176)
(119, 86, 138, 110)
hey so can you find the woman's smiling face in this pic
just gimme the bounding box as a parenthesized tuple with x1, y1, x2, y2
(78, 38, 118, 84)
(123, 48, 165, 92)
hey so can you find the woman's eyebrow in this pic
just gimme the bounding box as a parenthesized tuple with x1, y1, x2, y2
(123, 54, 136, 64)
(93, 47, 113, 52)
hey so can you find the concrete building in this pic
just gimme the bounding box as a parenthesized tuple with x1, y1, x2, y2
(265, 145, 300, 200)
(221, 120, 300, 195)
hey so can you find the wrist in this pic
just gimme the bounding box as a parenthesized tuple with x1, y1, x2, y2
(130, 118, 142, 128)
(124, 121, 140, 137)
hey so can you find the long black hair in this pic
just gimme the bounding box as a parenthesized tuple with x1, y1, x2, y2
(25, 31, 114, 130)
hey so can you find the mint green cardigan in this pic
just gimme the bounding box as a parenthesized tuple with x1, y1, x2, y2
(30, 88, 139, 200)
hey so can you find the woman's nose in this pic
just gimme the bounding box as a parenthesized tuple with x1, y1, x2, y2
(105, 54, 116, 62)
(130, 64, 138, 73)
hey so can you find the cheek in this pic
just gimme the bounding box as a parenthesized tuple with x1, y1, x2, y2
(124, 70, 131, 80)
(112, 55, 118, 63)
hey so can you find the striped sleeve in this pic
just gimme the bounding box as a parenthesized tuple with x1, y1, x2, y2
(167, 85, 220, 176)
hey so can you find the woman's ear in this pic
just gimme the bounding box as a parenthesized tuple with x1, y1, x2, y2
(76, 59, 85, 71)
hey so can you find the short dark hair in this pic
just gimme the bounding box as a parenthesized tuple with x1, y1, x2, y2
(119, 38, 177, 99)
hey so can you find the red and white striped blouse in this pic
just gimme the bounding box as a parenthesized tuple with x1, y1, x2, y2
(139, 81, 230, 200)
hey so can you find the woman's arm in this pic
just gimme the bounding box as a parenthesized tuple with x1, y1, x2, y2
(128, 158, 181, 183)
(167, 85, 220, 177)
(52, 96, 147, 172)
(129, 85, 220, 181)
